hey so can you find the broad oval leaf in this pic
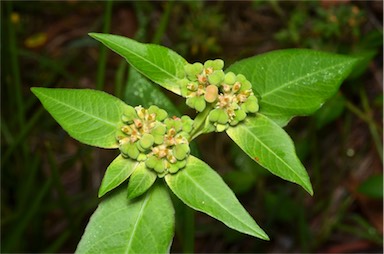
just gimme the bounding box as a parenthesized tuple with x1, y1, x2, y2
(127, 163, 157, 200)
(90, 33, 187, 95)
(99, 155, 139, 197)
(165, 156, 269, 240)
(125, 67, 181, 117)
(226, 113, 313, 195)
(31, 88, 128, 148)
(226, 49, 357, 126)
(76, 182, 174, 254)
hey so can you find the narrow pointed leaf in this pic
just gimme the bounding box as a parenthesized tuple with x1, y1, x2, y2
(90, 33, 187, 95)
(31, 88, 128, 148)
(127, 163, 157, 200)
(226, 114, 313, 195)
(226, 49, 357, 126)
(165, 156, 269, 240)
(76, 183, 174, 254)
(98, 155, 139, 197)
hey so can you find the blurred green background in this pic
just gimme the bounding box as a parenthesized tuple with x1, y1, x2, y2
(1, 0, 383, 253)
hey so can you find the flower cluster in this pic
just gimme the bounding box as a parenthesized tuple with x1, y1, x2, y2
(179, 59, 259, 132)
(116, 105, 193, 177)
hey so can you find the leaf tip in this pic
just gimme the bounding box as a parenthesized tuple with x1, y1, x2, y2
(305, 184, 314, 196)
(98, 188, 106, 198)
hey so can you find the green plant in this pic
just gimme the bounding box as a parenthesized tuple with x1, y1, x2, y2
(32, 33, 357, 253)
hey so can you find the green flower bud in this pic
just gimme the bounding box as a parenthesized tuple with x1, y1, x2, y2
(181, 116, 193, 133)
(236, 74, 246, 82)
(139, 133, 154, 149)
(176, 159, 187, 169)
(217, 110, 229, 124)
(229, 119, 239, 126)
(120, 142, 140, 159)
(245, 96, 259, 113)
(184, 64, 194, 76)
(156, 109, 168, 121)
(204, 85, 219, 103)
(204, 60, 214, 69)
(151, 124, 166, 135)
(186, 96, 196, 109)
(192, 62, 204, 74)
(207, 70, 224, 86)
(137, 153, 147, 162)
(178, 78, 190, 96)
(164, 118, 182, 132)
(122, 106, 138, 123)
(154, 159, 166, 173)
(224, 72, 236, 85)
(194, 96, 206, 112)
(145, 155, 159, 169)
(153, 134, 164, 145)
(209, 108, 221, 122)
(173, 143, 190, 160)
(157, 171, 168, 178)
(234, 109, 247, 122)
(168, 164, 179, 174)
(212, 59, 224, 70)
(216, 123, 228, 132)
(148, 105, 159, 114)
(240, 80, 252, 91)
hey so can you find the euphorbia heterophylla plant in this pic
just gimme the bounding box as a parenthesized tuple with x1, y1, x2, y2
(31, 33, 357, 253)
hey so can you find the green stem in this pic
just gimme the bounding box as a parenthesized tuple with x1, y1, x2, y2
(7, 2, 25, 126)
(96, 0, 113, 90)
(189, 105, 213, 141)
(114, 60, 127, 99)
(359, 88, 383, 163)
(345, 91, 383, 163)
(182, 206, 195, 253)
(152, 1, 173, 44)
(1, 108, 44, 168)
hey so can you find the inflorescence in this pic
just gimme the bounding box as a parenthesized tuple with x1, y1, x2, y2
(178, 59, 259, 132)
(117, 59, 259, 176)
(116, 105, 193, 177)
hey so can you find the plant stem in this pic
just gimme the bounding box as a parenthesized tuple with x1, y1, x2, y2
(182, 206, 195, 253)
(152, 1, 173, 44)
(189, 106, 213, 141)
(114, 60, 127, 99)
(96, 0, 113, 90)
(359, 88, 383, 163)
(345, 90, 383, 163)
(7, 2, 25, 127)
(1, 108, 44, 167)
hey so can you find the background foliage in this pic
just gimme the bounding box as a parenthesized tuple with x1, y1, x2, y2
(1, 1, 382, 253)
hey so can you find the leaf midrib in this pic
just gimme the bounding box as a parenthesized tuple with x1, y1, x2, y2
(102, 159, 139, 196)
(261, 61, 348, 98)
(181, 164, 262, 237)
(38, 91, 118, 128)
(103, 37, 179, 82)
(234, 119, 307, 188)
(125, 191, 151, 254)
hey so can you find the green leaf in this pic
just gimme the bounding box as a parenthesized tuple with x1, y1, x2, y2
(226, 114, 313, 195)
(227, 49, 357, 126)
(31, 88, 128, 148)
(125, 67, 181, 117)
(127, 163, 157, 200)
(313, 93, 346, 129)
(89, 33, 187, 95)
(357, 174, 383, 199)
(76, 182, 174, 254)
(165, 156, 269, 240)
(98, 155, 139, 197)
